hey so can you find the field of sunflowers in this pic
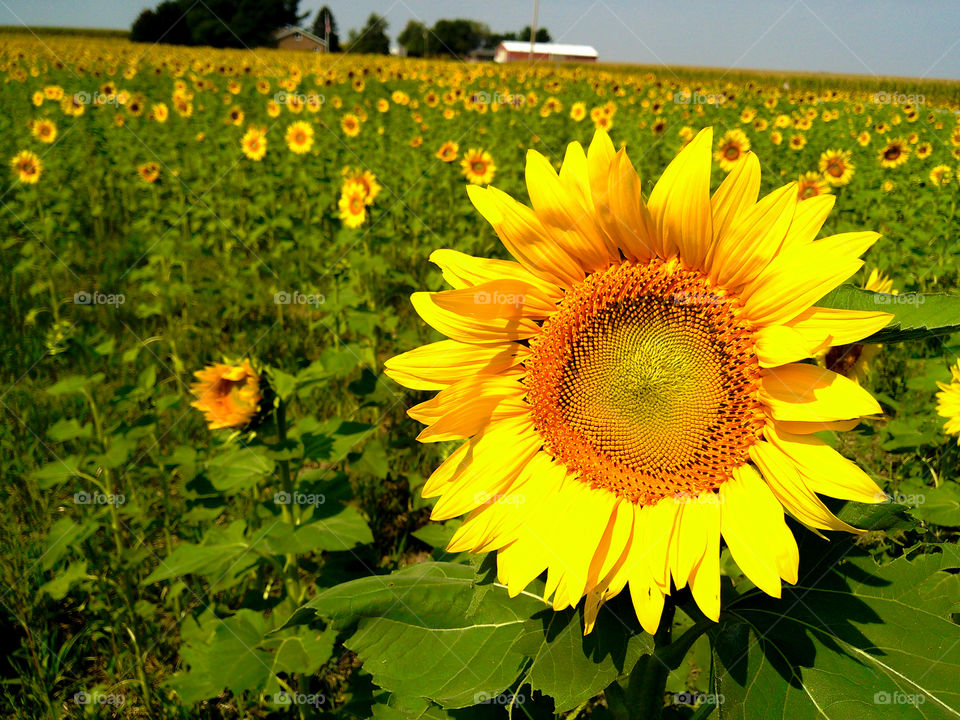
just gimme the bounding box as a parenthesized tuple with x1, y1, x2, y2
(3, 32, 960, 720)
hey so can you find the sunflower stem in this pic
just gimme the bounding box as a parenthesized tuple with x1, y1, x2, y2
(626, 598, 675, 720)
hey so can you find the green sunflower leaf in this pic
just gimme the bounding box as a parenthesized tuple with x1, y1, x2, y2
(816, 285, 960, 344)
(712, 545, 960, 720)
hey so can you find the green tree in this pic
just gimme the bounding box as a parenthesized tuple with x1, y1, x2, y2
(130, 0, 302, 48)
(310, 5, 340, 51)
(519, 25, 552, 42)
(430, 18, 483, 58)
(347, 13, 390, 55)
(397, 19, 426, 57)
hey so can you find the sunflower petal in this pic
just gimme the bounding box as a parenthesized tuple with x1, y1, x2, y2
(710, 151, 760, 245)
(384, 340, 527, 391)
(719, 463, 799, 597)
(760, 363, 882, 422)
(429, 248, 563, 300)
(411, 290, 541, 343)
(647, 127, 713, 264)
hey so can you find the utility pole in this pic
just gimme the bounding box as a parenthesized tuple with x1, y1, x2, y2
(529, 0, 539, 62)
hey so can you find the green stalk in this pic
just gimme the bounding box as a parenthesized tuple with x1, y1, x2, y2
(275, 400, 303, 604)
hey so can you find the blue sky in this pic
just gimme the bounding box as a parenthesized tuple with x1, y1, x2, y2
(2, 0, 960, 79)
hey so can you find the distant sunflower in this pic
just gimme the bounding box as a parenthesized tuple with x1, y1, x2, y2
(228, 106, 244, 126)
(857, 131, 871, 147)
(818, 149, 855, 186)
(343, 167, 382, 205)
(341, 113, 361, 137)
(789, 134, 806, 151)
(570, 102, 587, 122)
(936, 360, 960, 443)
(436, 141, 459, 163)
(879, 138, 910, 168)
(241, 126, 267, 161)
(386, 128, 891, 634)
(31, 118, 57, 144)
(915, 141, 933, 159)
(338, 179, 368, 228)
(797, 171, 831, 200)
(714, 129, 751, 172)
(929, 164, 952, 186)
(824, 269, 894, 384)
(11, 150, 41, 184)
(285, 121, 314, 154)
(137, 161, 161, 184)
(190, 360, 262, 431)
(461, 148, 496, 185)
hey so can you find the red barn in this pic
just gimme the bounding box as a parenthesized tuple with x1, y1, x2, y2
(494, 41, 598, 63)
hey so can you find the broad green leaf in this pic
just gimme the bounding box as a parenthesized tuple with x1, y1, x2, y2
(301, 562, 549, 708)
(47, 418, 92, 442)
(713, 545, 960, 719)
(32, 455, 84, 488)
(909, 483, 960, 527)
(817, 285, 960, 343)
(46, 373, 104, 396)
(39, 561, 90, 600)
(205, 445, 275, 491)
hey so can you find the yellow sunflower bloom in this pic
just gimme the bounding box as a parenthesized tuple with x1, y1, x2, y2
(285, 121, 314, 154)
(818, 149, 855, 186)
(461, 148, 496, 185)
(341, 113, 361, 138)
(929, 164, 952, 186)
(342, 167, 381, 205)
(31, 118, 57, 144)
(11, 150, 42, 184)
(436, 141, 459, 163)
(797, 171, 831, 200)
(190, 360, 262, 430)
(715, 129, 751, 172)
(879, 138, 910, 168)
(339, 179, 368, 228)
(137, 161, 161, 184)
(241, 126, 267, 161)
(936, 360, 960, 443)
(386, 129, 892, 635)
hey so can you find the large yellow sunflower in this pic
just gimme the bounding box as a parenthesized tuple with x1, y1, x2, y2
(937, 360, 960, 443)
(386, 128, 891, 635)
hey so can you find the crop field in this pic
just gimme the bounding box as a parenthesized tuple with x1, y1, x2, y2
(1, 33, 960, 720)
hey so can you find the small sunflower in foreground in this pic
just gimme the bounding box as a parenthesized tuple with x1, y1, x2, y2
(930, 164, 952, 186)
(797, 171, 831, 200)
(241, 126, 267, 161)
(342, 167, 381, 205)
(436, 141, 459, 163)
(818, 149, 854, 186)
(715, 129, 750, 172)
(190, 360, 262, 430)
(137, 161, 161, 184)
(285, 121, 314, 154)
(31, 118, 57, 144)
(936, 360, 960, 443)
(338, 179, 368, 228)
(386, 128, 892, 634)
(879, 138, 910, 168)
(11, 150, 42, 184)
(341, 113, 361, 138)
(461, 148, 496, 185)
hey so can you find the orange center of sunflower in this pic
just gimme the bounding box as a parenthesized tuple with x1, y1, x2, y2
(884, 146, 901, 160)
(526, 259, 764, 505)
(349, 195, 364, 214)
(472, 160, 486, 174)
(827, 159, 843, 176)
(723, 145, 740, 160)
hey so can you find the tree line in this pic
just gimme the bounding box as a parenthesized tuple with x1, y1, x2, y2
(130, 1, 549, 56)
